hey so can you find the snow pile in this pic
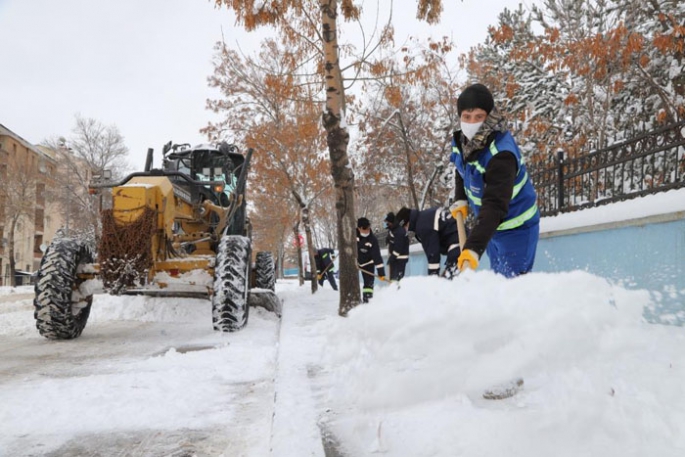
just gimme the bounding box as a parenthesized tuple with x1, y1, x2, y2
(89, 295, 212, 323)
(541, 187, 685, 233)
(319, 271, 685, 457)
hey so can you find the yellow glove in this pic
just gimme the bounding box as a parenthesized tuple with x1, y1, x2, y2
(317, 273, 323, 281)
(450, 200, 468, 220)
(458, 249, 479, 271)
(379, 276, 386, 282)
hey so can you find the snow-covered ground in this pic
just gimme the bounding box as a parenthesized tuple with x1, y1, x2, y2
(2, 271, 684, 456)
(0, 290, 281, 456)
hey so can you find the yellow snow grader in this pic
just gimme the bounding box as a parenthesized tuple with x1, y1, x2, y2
(33, 142, 279, 340)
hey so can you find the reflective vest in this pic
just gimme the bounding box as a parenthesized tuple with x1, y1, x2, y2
(450, 131, 539, 231)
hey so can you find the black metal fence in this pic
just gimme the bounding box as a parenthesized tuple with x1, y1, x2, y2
(528, 121, 685, 217)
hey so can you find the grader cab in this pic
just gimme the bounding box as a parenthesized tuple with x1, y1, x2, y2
(33, 142, 279, 340)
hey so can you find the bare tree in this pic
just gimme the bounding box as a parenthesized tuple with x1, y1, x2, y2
(0, 153, 40, 286)
(42, 115, 130, 241)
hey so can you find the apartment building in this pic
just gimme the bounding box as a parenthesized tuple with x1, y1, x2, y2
(0, 124, 61, 286)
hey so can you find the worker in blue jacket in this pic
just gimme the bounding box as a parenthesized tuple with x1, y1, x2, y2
(357, 217, 386, 303)
(395, 207, 459, 278)
(384, 212, 409, 280)
(449, 83, 539, 277)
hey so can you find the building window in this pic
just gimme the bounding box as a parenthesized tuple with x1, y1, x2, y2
(36, 183, 46, 206)
(34, 234, 43, 254)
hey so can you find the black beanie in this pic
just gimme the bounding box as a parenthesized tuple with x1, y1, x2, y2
(384, 212, 395, 223)
(357, 217, 370, 229)
(457, 83, 494, 116)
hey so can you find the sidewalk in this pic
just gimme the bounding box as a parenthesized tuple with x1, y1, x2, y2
(270, 282, 341, 457)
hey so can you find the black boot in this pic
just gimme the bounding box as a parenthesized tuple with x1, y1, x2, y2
(362, 292, 373, 303)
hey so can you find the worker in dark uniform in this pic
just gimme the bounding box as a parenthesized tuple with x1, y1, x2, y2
(357, 217, 386, 303)
(384, 212, 409, 281)
(315, 248, 338, 290)
(395, 206, 460, 278)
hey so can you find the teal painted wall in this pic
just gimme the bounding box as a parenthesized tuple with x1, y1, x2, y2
(535, 218, 685, 324)
(390, 214, 685, 325)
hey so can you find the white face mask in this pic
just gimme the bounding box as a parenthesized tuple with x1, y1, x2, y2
(461, 121, 483, 140)
(359, 230, 370, 237)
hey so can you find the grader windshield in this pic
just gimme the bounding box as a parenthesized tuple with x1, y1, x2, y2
(164, 144, 244, 205)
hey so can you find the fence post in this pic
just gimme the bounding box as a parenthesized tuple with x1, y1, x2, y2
(556, 150, 564, 211)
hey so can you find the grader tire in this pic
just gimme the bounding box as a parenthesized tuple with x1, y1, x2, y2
(212, 235, 251, 332)
(33, 238, 94, 340)
(254, 251, 276, 291)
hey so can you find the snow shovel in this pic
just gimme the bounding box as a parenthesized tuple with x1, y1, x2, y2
(439, 211, 469, 279)
(456, 212, 467, 257)
(316, 261, 334, 281)
(446, 211, 471, 277)
(356, 264, 400, 289)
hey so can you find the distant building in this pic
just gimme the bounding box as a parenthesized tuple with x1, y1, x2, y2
(0, 124, 61, 285)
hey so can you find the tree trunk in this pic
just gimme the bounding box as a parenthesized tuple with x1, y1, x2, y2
(7, 218, 18, 287)
(278, 240, 285, 280)
(301, 205, 318, 294)
(293, 220, 304, 286)
(321, 0, 360, 315)
(396, 112, 420, 208)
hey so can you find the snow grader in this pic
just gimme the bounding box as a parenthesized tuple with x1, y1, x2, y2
(33, 142, 280, 340)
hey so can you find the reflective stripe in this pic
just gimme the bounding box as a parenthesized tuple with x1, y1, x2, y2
(433, 209, 441, 230)
(359, 260, 373, 267)
(489, 141, 499, 156)
(466, 188, 481, 206)
(497, 203, 538, 230)
(363, 287, 374, 293)
(375, 263, 384, 269)
(465, 170, 528, 207)
(448, 243, 459, 252)
(428, 263, 440, 268)
(511, 171, 528, 199)
(393, 252, 409, 259)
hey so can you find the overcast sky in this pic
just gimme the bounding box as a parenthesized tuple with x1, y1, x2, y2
(0, 0, 535, 171)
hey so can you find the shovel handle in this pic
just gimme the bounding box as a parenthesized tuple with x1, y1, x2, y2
(357, 264, 393, 283)
(456, 212, 467, 251)
(455, 212, 471, 269)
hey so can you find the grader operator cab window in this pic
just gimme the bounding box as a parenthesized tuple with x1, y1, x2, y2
(161, 144, 244, 208)
(195, 153, 238, 199)
(177, 160, 191, 176)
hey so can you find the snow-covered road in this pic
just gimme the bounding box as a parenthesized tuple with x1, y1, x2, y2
(0, 289, 280, 456)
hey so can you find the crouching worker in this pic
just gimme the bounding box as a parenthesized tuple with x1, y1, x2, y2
(315, 248, 338, 291)
(395, 206, 460, 279)
(357, 217, 386, 303)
